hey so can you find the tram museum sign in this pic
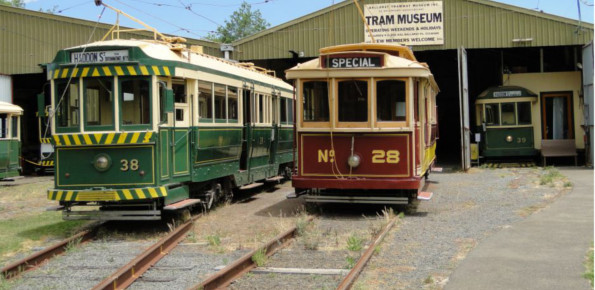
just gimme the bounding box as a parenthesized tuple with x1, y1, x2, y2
(364, 1, 444, 46)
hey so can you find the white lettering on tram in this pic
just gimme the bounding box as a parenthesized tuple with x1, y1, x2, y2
(70, 50, 129, 64)
(329, 57, 380, 68)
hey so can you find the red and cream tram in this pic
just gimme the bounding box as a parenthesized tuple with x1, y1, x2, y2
(286, 43, 439, 204)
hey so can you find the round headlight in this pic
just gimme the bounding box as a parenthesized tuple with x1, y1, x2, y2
(94, 154, 111, 171)
(505, 135, 513, 143)
(347, 154, 361, 168)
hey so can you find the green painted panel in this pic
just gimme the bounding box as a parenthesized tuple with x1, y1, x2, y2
(195, 128, 242, 164)
(192, 161, 239, 183)
(55, 145, 155, 189)
(160, 130, 170, 180)
(164, 185, 189, 205)
(173, 129, 190, 175)
(482, 127, 537, 157)
(277, 128, 294, 153)
(0, 140, 20, 179)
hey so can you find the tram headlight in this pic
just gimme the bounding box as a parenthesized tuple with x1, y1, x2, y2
(347, 154, 361, 168)
(505, 135, 513, 143)
(93, 154, 112, 172)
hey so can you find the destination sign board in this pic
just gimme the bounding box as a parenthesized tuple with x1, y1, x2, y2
(364, 1, 444, 46)
(70, 50, 129, 64)
(321, 54, 383, 68)
(493, 91, 523, 97)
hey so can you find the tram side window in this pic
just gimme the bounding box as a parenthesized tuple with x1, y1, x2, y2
(173, 82, 186, 122)
(377, 80, 406, 122)
(517, 102, 532, 125)
(228, 87, 238, 122)
(280, 98, 288, 124)
(302, 81, 329, 122)
(55, 81, 80, 130)
(258, 94, 264, 123)
(84, 77, 114, 128)
(120, 79, 150, 126)
(338, 80, 368, 122)
(0, 114, 6, 138)
(484, 103, 500, 126)
(198, 81, 213, 121)
(501, 103, 516, 125)
(214, 84, 226, 120)
(288, 100, 294, 123)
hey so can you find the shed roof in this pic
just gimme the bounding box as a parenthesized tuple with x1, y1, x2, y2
(231, 0, 594, 61)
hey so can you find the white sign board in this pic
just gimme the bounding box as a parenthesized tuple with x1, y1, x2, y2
(70, 50, 129, 64)
(364, 1, 444, 46)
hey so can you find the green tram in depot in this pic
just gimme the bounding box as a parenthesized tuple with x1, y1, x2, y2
(44, 38, 294, 220)
(0, 102, 23, 179)
(475, 86, 538, 158)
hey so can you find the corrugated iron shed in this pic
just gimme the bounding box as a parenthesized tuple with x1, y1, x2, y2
(0, 5, 221, 75)
(232, 0, 594, 61)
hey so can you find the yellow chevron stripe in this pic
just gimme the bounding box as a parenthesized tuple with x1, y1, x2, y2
(160, 187, 167, 196)
(130, 132, 140, 143)
(61, 68, 69, 78)
(72, 67, 79, 77)
(72, 134, 82, 145)
(105, 133, 115, 144)
(56, 191, 64, 200)
(152, 65, 160, 75)
(122, 189, 133, 200)
(135, 188, 146, 199)
(94, 134, 102, 143)
(143, 132, 153, 143)
(53, 135, 61, 146)
(115, 66, 124, 75)
(117, 133, 128, 144)
(83, 134, 92, 145)
(81, 67, 90, 77)
(65, 191, 74, 201)
(53, 70, 59, 79)
(102, 66, 112, 76)
(127, 66, 137, 75)
(148, 188, 158, 198)
(63, 135, 71, 146)
(163, 66, 170, 76)
(91, 68, 100, 77)
(140, 65, 149, 75)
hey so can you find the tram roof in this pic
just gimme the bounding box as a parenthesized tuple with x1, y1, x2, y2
(62, 39, 293, 93)
(0, 101, 23, 115)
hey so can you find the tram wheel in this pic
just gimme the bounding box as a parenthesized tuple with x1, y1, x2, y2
(204, 182, 222, 210)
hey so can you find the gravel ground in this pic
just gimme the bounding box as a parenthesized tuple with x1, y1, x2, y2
(357, 166, 570, 289)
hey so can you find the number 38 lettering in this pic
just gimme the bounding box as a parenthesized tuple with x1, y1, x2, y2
(372, 150, 400, 164)
(120, 159, 139, 171)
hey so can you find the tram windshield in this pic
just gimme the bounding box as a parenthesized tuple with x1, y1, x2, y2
(120, 78, 151, 127)
(377, 80, 406, 122)
(338, 80, 368, 122)
(303, 81, 329, 122)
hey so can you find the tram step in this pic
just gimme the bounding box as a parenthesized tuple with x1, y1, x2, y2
(163, 199, 202, 210)
(417, 192, 434, 200)
(431, 166, 443, 172)
(265, 176, 284, 182)
(239, 182, 264, 190)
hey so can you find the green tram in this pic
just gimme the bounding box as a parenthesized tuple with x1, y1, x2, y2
(44, 39, 294, 220)
(0, 102, 23, 179)
(475, 86, 538, 158)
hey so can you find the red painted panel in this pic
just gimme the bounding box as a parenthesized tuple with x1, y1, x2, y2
(299, 133, 410, 178)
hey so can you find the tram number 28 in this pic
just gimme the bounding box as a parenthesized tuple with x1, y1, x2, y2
(317, 149, 400, 164)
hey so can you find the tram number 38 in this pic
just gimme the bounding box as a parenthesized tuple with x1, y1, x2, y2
(121, 159, 140, 171)
(317, 149, 400, 164)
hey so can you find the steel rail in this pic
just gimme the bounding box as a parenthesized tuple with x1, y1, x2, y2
(92, 215, 201, 290)
(336, 216, 398, 290)
(194, 216, 314, 290)
(1, 228, 98, 280)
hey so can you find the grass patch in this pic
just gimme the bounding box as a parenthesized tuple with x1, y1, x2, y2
(539, 167, 564, 186)
(251, 248, 267, 267)
(584, 245, 594, 287)
(0, 211, 88, 263)
(346, 234, 364, 252)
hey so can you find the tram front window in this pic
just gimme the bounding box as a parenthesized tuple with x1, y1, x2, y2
(485, 103, 500, 126)
(377, 80, 406, 122)
(84, 78, 114, 129)
(302, 81, 329, 122)
(517, 102, 532, 125)
(338, 80, 368, 122)
(501, 102, 516, 125)
(55, 81, 80, 131)
(120, 78, 150, 126)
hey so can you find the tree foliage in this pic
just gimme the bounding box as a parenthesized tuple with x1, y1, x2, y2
(0, 0, 25, 7)
(206, 1, 270, 43)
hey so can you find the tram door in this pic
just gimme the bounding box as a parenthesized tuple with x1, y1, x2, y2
(541, 92, 573, 140)
(171, 80, 190, 177)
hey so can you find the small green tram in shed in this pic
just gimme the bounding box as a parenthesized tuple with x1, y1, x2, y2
(44, 37, 294, 220)
(475, 86, 538, 158)
(0, 102, 23, 179)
